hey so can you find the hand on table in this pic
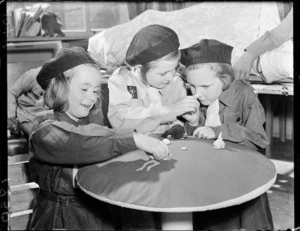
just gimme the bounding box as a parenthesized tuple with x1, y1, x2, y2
(192, 126, 216, 139)
(133, 133, 169, 160)
(233, 51, 255, 81)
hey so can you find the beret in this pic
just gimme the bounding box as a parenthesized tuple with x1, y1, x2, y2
(125, 24, 180, 66)
(180, 39, 233, 67)
(36, 47, 97, 90)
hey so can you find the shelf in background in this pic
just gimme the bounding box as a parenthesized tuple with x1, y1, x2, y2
(7, 35, 90, 43)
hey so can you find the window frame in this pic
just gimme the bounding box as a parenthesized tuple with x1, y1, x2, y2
(59, 2, 129, 38)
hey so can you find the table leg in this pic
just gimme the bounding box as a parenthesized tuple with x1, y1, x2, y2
(279, 97, 286, 142)
(264, 95, 273, 157)
(161, 212, 193, 230)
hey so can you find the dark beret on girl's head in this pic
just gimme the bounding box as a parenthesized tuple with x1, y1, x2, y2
(36, 46, 97, 90)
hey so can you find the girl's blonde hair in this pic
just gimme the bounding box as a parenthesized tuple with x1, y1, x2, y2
(138, 50, 181, 85)
(44, 63, 102, 112)
(185, 63, 234, 90)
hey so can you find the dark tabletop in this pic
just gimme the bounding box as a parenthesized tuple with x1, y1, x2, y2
(77, 138, 276, 212)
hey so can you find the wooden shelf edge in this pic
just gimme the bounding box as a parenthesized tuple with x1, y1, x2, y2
(7, 36, 90, 43)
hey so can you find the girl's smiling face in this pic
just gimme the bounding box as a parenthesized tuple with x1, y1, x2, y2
(67, 64, 101, 119)
(186, 65, 223, 106)
(145, 58, 180, 89)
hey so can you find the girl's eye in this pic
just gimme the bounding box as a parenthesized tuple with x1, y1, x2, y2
(188, 85, 196, 93)
(81, 88, 88, 92)
(93, 88, 100, 94)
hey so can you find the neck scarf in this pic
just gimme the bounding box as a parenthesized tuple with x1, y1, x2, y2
(205, 99, 221, 127)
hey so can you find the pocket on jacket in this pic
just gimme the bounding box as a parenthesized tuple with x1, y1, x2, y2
(224, 112, 243, 125)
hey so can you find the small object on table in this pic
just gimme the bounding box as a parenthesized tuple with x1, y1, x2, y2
(213, 132, 225, 149)
(181, 146, 187, 151)
(163, 138, 171, 145)
(162, 124, 185, 139)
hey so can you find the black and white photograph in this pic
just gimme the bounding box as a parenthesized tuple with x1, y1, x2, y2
(1, 1, 297, 230)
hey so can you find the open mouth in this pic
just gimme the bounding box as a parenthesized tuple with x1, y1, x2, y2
(81, 103, 92, 109)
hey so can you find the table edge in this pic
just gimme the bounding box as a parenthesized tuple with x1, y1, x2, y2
(77, 172, 277, 213)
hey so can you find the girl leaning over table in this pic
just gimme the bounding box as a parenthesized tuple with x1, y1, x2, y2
(107, 24, 200, 230)
(107, 24, 199, 139)
(28, 46, 169, 230)
(181, 39, 273, 230)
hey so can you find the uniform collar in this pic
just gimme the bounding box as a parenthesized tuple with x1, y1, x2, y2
(54, 112, 90, 126)
(218, 80, 238, 108)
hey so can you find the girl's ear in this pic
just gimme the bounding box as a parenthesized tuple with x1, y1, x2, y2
(220, 74, 232, 91)
(131, 65, 142, 76)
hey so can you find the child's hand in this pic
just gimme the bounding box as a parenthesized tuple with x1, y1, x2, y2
(233, 51, 255, 81)
(168, 96, 199, 117)
(193, 126, 216, 139)
(182, 107, 200, 126)
(133, 133, 169, 160)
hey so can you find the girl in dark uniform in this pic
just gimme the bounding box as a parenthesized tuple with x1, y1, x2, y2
(28, 47, 169, 230)
(181, 39, 273, 230)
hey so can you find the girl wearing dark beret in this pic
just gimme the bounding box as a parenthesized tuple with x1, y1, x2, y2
(108, 24, 199, 139)
(28, 47, 170, 230)
(182, 39, 273, 230)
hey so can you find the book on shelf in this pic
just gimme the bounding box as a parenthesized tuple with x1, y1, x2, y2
(8, 3, 50, 38)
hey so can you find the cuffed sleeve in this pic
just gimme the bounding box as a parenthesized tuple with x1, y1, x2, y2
(246, 8, 293, 59)
(30, 120, 137, 165)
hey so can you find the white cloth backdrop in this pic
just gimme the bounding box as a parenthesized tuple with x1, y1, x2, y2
(88, 2, 261, 72)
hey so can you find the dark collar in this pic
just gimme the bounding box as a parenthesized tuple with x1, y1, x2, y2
(54, 112, 90, 126)
(218, 80, 238, 108)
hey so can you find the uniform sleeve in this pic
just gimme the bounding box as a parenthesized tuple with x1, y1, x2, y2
(168, 77, 189, 129)
(7, 67, 41, 118)
(30, 120, 138, 165)
(108, 72, 177, 134)
(211, 92, 270, 150)
(184, 110, 206, 136)
(246, 8, 293, 58)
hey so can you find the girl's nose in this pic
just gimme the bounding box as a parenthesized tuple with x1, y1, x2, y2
(87, 91, 97, 101)
(195, 88, 203, 97)
(166, 71, 176, 81)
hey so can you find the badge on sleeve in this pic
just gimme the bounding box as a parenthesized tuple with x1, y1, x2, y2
(127, 86, 138, 99)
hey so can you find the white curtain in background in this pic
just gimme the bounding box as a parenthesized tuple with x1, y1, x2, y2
(88, 2, 261, 71)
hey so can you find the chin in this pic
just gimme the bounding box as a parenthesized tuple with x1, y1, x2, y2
(200, 101, 209, 106)
(158, 84, 168, 89)
(78, 111, 90, 118)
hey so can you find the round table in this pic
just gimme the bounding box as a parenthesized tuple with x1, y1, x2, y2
(77, 138, 276, 230)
